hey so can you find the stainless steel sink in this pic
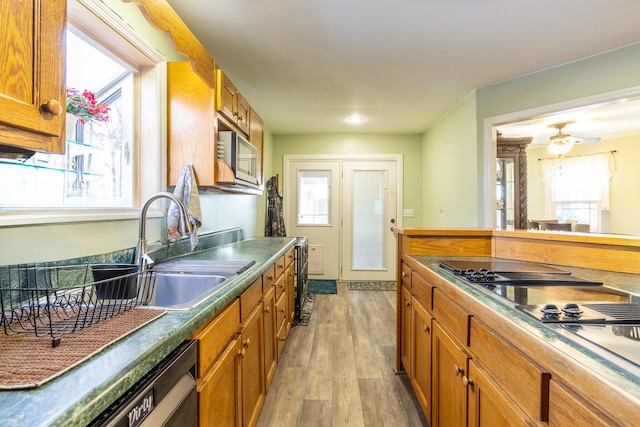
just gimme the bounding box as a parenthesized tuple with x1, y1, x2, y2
(152, 259, 255, 275)
(143, 272, 230, 310)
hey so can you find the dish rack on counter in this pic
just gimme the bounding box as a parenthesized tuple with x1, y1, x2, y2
(0, 264, 156, 347)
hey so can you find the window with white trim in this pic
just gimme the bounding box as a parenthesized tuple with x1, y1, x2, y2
(0, 0, 165, 216)
(0, 30, 135, 208)
(541, 153, 612, 232)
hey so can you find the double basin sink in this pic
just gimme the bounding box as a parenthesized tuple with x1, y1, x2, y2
(145, 259, 256, 310)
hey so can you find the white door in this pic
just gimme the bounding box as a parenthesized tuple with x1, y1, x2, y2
(341, 160, 397, 281)
(284, 155, 401, 282)
(285, 160, 341, 279)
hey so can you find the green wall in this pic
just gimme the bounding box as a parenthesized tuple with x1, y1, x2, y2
(422, 93, 478, 227)
(272, 133, 423, 228)
(424, 42, 640, 229)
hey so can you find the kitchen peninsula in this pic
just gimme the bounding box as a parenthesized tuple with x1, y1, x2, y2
(396, 228, 640, 426)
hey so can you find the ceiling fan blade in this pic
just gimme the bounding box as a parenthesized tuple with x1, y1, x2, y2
(572, 136, 601, 144)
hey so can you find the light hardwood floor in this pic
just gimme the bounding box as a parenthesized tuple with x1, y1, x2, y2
(257, 282, 429, 427)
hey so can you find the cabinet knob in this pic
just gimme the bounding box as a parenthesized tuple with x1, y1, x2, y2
(462, 376, 474, 388)
(423, 324, 430, 333)
(406, 300, 411, 307)
(268, 275, 274, 280)
(265, 306, 270, 314)
(244, 338, 251, 348)
(44, 99, 63, 116)
(453, 365, 464, 376)
(402, 272, 407, 278)
(239, 347, 246, 358)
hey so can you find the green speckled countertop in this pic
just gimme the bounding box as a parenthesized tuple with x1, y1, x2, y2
(413, 256, 640, 403)
(0, 236, 296, 427)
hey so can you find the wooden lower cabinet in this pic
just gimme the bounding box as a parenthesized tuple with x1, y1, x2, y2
(431, 321, 469, 427)
(286, 263, 295, 331)
(467, 360, 536, 427)
(400, 285, 412, 375)
(263, 285, 277, 390)
(548, 380, 616, 427)
(198, 336, 241, 427)
(241, 302, 266, 427)
(411, 297, 432, 424)
(275, 290, 287, 360)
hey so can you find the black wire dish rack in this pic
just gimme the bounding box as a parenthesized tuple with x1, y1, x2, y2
(0, 264, 156, 347)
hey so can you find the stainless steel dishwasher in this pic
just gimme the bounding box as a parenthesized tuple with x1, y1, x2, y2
(89, 340, 197, 427)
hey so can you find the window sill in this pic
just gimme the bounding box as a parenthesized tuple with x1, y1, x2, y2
(0, 208, 165, 228)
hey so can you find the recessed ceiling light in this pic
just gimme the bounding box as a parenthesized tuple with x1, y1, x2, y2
(346, 114, 364, 124)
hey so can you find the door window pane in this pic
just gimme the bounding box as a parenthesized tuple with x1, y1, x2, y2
(297, 170, 330, 225)
(352, 170, 385, 269)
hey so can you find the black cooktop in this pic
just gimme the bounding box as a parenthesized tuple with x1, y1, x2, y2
(439, 259, 569, 275)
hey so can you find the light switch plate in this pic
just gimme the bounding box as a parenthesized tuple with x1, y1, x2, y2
(403, 209, 414, 218)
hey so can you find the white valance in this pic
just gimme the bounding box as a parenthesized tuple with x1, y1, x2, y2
(541, 153, 613, 203)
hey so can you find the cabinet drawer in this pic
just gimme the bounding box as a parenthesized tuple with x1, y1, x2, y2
(401, 262, 412, 288)
(433, 289, 471, 346)
(276, 291, 286, 332)
(190, 298, 240, 377)
(275, 274, 286, 301)
(411, 272, 433, 311)
(241, 277, 263, 323)
(275, 255, 286, 279)
(284, 248, 295, 267)
(262, 264, 276, 290)
(470, 318, 551, 422)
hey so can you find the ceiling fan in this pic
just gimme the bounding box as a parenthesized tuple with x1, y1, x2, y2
(546, 122, 601, 155)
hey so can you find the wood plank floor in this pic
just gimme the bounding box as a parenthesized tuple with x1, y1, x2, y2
(257, 282, 429, 427)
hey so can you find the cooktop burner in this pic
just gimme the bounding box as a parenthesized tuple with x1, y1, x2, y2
(439, 260, 602, 287)
(516, 302, 640, 324)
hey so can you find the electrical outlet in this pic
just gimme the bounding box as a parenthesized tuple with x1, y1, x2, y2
(403, 209, 414, 218)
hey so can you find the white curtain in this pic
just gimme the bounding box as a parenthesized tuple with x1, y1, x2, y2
(541, 153, 612, 205)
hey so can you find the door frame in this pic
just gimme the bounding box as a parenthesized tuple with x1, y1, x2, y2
(283, 154, 403, 280)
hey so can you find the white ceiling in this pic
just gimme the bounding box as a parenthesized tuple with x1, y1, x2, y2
(166, 0, 640, 136)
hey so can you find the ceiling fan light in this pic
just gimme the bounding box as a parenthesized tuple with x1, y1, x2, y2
(548, 141, 572, 155)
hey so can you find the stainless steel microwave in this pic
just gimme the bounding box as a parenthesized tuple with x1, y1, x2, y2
(217, 131, 259, 185)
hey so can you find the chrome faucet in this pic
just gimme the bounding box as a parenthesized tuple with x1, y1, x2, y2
(137, 192, 193, 270)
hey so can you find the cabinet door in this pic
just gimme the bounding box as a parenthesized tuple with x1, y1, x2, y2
(400, 285, 412, 375)
(198, 336, 241, 427)
(236, 92, 250, 134)
(241, 303, 265, 427)
(216, 69, 237, 123)
(286, 264, 295, 328)
(167, 62, 216, 185)
(467, 360, 535, 427)
(249, 109, 264, 185)
(262, 286, 277, 391)
(431, 321, 468, 427)
(0, 0, 66, 153)
(411, 298, 432, 424)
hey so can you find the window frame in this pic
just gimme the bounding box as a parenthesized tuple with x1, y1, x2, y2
(0, 0, 167, 227)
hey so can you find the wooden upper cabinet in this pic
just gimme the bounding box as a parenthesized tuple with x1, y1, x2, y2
(249, 109, 264, 187)
(216, 69, 238, 124)
(236, 93, 250, 135)
(215, 68, 251, 135)
(0, 0, 66, 154)
(167, 62, 216, 186)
